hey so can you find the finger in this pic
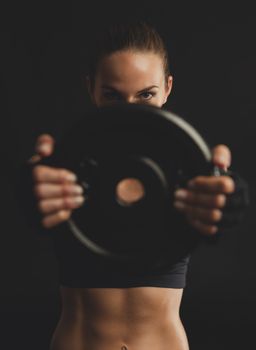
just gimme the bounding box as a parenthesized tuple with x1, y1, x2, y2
(36, 134, 55, 157)
(188, 176, 235, 194)
(174, 189, 226, 208)
(187, 218, 218, 236)
(42, 210, 72, 228)
(173, 201, 223, 224)
(38, 196, 85, 214)
(34, 183, 84, 199)
(212, 144, 231, 170)
(33, 165, 77, 184)
(28, 134, 55, 165)
(28, 154, 42, 165)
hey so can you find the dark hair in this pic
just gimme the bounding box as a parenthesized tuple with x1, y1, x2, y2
(87, 20, 170, 86)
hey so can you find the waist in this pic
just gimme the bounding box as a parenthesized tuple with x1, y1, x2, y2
(50, 286, 189, 350)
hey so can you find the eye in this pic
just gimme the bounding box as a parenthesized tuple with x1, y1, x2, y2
(103, 91, 121, 101)
(140, 92, 156, 100)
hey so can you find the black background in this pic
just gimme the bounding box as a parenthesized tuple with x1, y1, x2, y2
(1, 2, 256, 349)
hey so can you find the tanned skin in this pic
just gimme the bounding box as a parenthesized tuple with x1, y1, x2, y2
(31, 51, 234, 350)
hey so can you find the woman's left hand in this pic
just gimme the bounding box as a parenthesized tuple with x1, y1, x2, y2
(173, 144, 235, 236)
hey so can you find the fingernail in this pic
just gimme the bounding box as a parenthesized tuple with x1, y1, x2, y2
(66, 173, 77, 182)
(210, 226, 218, 234)
(74, 185, 84, 194)
(74, 196, 85, 205)
(174, 189, 188, 200)
(37, 143, 52, 154)
(173, 201, 186, 210)
(216, 210, 223, 221)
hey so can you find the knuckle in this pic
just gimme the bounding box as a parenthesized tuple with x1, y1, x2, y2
(32, 166, 43, 181)
(34, 184, 44, 199)
(214, 194, 226, 207)
(205, 227, 218, 236)
(59, 169, 69, 180)
(57, 210, 71, 221)
(49, 200, 59, 212)
(62, 184, 71, 196)
(220, 177, 235, 193)
(209, 225, 218, 235)
(210, 209, 222, 222)
(62, 197, 71, 208)
(226, 178, 235, 193)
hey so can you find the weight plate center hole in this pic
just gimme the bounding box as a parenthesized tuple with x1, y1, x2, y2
(115, 177, 145, 207)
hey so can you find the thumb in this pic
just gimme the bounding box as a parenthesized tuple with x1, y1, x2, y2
(28, 134, 55, 165)
(212, 144, 232, 171)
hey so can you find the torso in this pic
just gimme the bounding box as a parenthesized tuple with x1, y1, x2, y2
(50, 286, 189, 350)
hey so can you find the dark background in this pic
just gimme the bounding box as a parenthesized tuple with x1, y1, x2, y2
(1, 2, 255, 349)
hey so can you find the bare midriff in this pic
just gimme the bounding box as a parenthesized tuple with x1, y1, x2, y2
(50, 286, 189, 350)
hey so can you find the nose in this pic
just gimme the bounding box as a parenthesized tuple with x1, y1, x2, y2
(123, 97, 137, 104)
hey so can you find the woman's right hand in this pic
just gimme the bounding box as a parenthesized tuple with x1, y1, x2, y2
(30, 134, 85, 228)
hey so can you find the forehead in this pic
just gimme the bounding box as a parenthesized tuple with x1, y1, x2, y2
(95, 51, 165, 89)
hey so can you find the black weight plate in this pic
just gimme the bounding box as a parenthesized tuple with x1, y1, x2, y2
(44, 104, 212, 271)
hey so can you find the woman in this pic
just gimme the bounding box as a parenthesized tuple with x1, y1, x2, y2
(30, 21, 237, 350)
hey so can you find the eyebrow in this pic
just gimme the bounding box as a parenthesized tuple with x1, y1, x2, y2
(101, 85, 159, 93)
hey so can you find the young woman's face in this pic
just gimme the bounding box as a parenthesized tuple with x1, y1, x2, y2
(89, 50, 173, 108)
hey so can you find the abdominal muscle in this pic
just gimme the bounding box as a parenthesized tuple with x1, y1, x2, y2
(50, 286, 189, 350)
